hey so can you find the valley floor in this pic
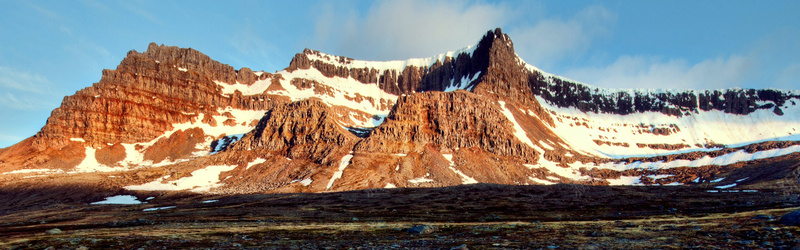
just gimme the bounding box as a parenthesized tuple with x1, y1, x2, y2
(1, 184, 798, 249)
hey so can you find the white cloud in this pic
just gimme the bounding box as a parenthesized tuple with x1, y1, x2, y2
(312, 0, 511, 60)
(0, 66, 54, 94)
(776, 63, 800, 89)
(562, 54, 757, 90)
(0, 133, 24, 144)
(0, 66, 59, 110)
(118, 0, 161, 25)
(310, 2, 617, 69)
(510, 5, 616, 67)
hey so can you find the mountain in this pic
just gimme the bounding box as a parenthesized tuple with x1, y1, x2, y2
(1, 28, 799, 194)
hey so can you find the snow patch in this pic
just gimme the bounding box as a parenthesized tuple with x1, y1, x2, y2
(72, 147, 127, 173)
(269, 68, 398, 118)
(442, 154, 477, 184)
(498, 101, 536, 149)
(526, 157, 590, 182)
(3, 168, 64, 175)
(528, 176, 556, 185)
(716, 183, 737, 189)
(245, 158, 267, 170)
(444, 71, 480, 92)
(124, 165, 237, 193)
(305, 44, 478, 74)
(534, 92, 800, 159)
(568, 145, 800, 172)
(326, 154, 353, 190)
(409, 173, 434, 184)
(143, 206, 176, 211)
(608, 176, 643, 186)
(69, 138, 85, 142)
(91, 195, 143, 205)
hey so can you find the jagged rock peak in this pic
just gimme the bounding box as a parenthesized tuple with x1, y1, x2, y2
(134, 42, 257, 86)
(284, 28, 523, 96)
(230, 98, 359, 166)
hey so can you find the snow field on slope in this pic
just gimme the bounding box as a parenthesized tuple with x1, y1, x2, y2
(2, 168, 65, 175)
(245, 158, 267, 170)
(524, 157, 590, 182)
(442, 154, 477, 184)
(520, 56, 800, 98)
(124, 164, 237, 193)
(444, 71, 480, 92)
(409, 173, 435, 184)
(72, 147, 127, 173)
(498, 101, 537, 149)
(143, 206, 176, 211)
(326, 154, 353, 190)
(528, 176, 557, 185)
(534, 95, 800, 158)
(305, 45, 478, 74)
(522, 144, 800, 183)
(220, 45, 480, 128)
(274, 69, 398, 116)
(570, 144, 800, 172)
(114, 107, 263, 168)
(220, 68, 399, 123)
(91, 195, 143, 205)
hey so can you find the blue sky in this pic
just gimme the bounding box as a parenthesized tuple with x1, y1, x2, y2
(1, 0, 799, 148)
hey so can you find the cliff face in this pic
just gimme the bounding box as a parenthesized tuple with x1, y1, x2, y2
(285, 35, 488, 96)
(528, 71, 799, 117)
(230, 99, 359, 166)
(32, 43, 278, 151)
(2, 29, 799, 194)
(355, 91, 539, 162)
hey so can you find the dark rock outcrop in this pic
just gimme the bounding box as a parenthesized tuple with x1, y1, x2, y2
(779, 210, 800, 226)
(528, 75, 800, 117)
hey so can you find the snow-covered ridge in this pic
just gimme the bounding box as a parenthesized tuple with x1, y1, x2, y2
(518, 54, 800, 120)
(303, 44, 478, 73)
(519, 55, 800, 96)
(537, 92, 800, 158)
(216, 45, 483, 128)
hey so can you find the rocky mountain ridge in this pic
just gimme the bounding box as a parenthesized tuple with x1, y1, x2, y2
(1, 28, 799, 194)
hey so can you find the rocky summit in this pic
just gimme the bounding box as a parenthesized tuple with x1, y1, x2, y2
(1, 28, 800, 194)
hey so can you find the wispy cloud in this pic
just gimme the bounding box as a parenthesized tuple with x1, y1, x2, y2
(225, 20, 283, 70)
(510, 5, 616, 67)
(0, 66, 59, 110)
(0, 132, 24, 145)
(0, 66, 54, 94)
(562, 54, 757, 90)
(79, 0, 111, 13)
(311, 1, 616, 65)
(24, 1, 62, 20)
(312, 0, 510, 60)
(776, 63, 800, 88)
(118, 0, 161, 25)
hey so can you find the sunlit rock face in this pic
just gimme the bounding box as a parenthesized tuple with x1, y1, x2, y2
(1, 28, 799, 194)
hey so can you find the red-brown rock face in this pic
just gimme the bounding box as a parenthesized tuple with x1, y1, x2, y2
(355, 91, 539, 162)
(230, 99, 360, 166)
(2, 29, 798, 194)
(31, 43, 280, 151)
